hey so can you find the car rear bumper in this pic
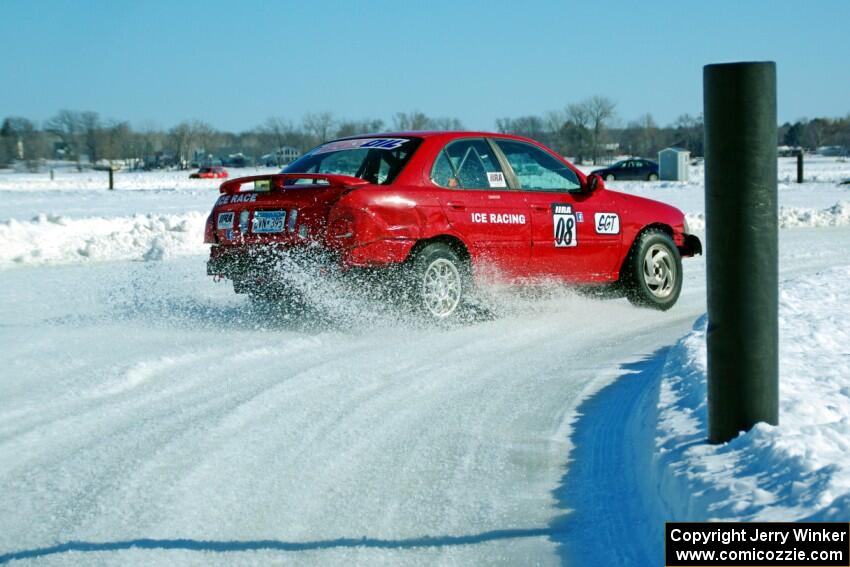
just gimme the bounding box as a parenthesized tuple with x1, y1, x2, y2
(207, 245, 338, 277)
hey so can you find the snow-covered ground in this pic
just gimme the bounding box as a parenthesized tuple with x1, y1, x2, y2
(1, 157, 849, 565)
(646, 264, 850, 526)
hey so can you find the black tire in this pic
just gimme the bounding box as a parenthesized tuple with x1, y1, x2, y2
(620, 229, 682, 310)
(605, 173, 615, 182)
(406, 242, 470, 321)
(648, 173, 659, 181)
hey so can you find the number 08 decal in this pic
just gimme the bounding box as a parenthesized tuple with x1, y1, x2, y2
(552, 203, 577, 247)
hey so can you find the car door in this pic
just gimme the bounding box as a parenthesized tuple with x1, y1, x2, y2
(492, 138, 622, 282)
(431, 138, 530, 278)
(619, 160, 635, 180)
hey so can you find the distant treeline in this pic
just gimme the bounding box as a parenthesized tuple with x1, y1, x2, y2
(1, 98, 848, 171)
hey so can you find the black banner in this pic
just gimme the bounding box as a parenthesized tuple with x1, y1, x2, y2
(666, 522, 849, 566)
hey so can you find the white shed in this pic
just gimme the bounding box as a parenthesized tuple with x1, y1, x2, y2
(658, 147, 690, 181)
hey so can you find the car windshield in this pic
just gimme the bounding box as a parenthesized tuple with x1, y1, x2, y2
(283, 137, 422, 185)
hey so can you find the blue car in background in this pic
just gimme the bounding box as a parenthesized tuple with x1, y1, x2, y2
(593, 158, 659, 181)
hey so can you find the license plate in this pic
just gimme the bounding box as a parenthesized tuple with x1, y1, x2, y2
(252, 210, 286, 233)
(217, 212, 234, 229)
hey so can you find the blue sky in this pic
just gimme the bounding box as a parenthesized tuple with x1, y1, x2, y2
(2, 0, 848, 131)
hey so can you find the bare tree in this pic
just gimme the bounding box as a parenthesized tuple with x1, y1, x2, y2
(564, 103, 592, 161)
(335, 118, 385, 138)
(1, 117, 46, 169)
(427, 116, 465, 131)
(302, 112, 335, 145)
(168, 122, 195, 168)
(585, 96, 617, 164)
(619, 113, 658, 157)
(45, 110, 83, 168)
(192, 120, 220, 163)
(262, 117, 298, 165)
(672, 113, 704, 155)
(392, 111, 431, 131)
(79, 111, 102, 164)
(97, 120, 128, 161)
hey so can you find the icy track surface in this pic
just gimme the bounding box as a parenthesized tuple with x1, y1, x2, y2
(0, 250, 710, 565)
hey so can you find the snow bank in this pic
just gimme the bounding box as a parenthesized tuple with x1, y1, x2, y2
(685, 201, 850, 230)
(0, 213, 208, 267)
(0, 167, 279, 193)
(648, 265, 850, 524)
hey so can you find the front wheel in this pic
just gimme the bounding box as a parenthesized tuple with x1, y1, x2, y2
(648, 173, 659, 181)
(407, 243, 469, 321)
(605, 173, 615, 182)
(621, 229, 682, 310)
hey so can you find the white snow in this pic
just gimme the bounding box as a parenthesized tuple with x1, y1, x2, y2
(684, 201, 850, 231)
(646, 266, 850, 526)
(0, 213, 207, 267)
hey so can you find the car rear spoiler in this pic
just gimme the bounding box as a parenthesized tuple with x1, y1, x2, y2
(219, 173, 369, 194)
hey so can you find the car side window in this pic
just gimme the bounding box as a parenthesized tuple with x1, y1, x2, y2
(494, 139, 581, 192)
(431, 139, 506, 189)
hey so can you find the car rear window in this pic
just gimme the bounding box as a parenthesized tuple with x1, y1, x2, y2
(283, 137, 422, 185)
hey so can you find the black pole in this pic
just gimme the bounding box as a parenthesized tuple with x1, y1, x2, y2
(704, 61, 778, 444)
(109, 168, 114, 190)
(796, 151, 804, 183)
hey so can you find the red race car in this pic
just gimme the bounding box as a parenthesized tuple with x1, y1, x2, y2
(190, 166, 229, 179)
(205, 132, 701, 319)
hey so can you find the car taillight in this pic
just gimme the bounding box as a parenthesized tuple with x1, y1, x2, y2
(203, 213, 215, 243)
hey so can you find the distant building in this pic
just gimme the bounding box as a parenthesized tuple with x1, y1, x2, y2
(260, 146, 301, 167)
(223, 152, 250, 168)
(659, 147, 690, 181)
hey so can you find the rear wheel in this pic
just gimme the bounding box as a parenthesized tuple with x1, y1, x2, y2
(648, 173, 659, 181)
(621, 229, 682, 310)
(407, 243, 470, 321)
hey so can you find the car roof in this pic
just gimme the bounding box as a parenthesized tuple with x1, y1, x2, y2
(334, 131, 533, 142)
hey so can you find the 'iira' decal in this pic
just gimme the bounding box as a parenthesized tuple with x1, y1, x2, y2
(216, 212, 234, 229)
(487, 172, 507, 188)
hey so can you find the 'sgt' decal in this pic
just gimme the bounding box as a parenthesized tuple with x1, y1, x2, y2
(594, 213, 620, 234)
(552, 203, 577, 247)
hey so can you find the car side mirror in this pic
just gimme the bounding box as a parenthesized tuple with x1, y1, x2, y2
(584, 173, 605, 194)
